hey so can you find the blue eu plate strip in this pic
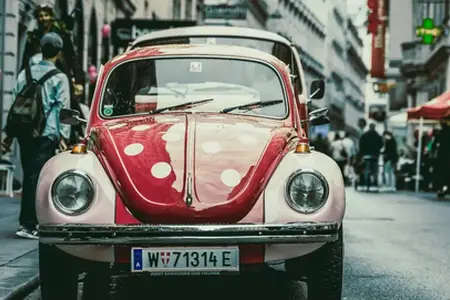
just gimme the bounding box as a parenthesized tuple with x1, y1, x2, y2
(133, 248, 143, 271)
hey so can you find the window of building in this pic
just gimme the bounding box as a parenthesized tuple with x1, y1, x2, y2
(185, 0, 193, 19)
(173, 0, 181, 19)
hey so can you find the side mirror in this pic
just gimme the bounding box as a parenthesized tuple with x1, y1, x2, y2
(309, 107, 330, 126)
(60, 108, 87, 125)
(309, 80, 325, 100)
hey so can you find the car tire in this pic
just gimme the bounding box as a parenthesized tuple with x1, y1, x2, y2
(39, 243, 79, 300)
(305, 225, 343, 300)
(82, 266, 111, 300)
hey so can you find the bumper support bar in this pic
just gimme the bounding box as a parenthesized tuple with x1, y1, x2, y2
(38, 222, 339, 245)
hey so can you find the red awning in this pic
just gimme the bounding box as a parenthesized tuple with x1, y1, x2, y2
(407, 91, 450, 120)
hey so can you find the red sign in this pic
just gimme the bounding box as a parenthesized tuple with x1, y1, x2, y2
(369, 0, 386, 79)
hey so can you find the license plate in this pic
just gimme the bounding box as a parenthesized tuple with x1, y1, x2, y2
(131, 246, 240, 274)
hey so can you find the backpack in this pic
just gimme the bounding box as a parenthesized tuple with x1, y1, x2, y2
(5, 67, 61, 139)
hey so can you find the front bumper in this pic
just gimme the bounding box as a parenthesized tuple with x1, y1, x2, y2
(38, 222, 339, 245)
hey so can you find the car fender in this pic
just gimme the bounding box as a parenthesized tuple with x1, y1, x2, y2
(263, 150, 345, 261)
(36, 151, 116, 262)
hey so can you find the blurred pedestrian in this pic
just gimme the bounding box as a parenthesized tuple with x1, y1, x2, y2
(435, 121, 450, 198)
(312, 133, 331, 156)
(342, 132, 357, 184)
(382, 131, 398, 191)
(359, 123, 383, 190)
(330, 132, 347, 179)
(1, 33, 70, 239)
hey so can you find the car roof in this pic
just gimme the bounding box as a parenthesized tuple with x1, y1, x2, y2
(130, 26, 292, 48)
(112, 44, 288, 69)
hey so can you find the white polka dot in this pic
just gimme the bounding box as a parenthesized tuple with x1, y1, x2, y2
(132, 125, 151, 131)
(109, 123, 126, 129)
(202, 141, 221, 154)
(151, 162, 172, 179)
(162, 132, 182, 142)
(238, 135, 258, 145)
(221, 169, 241, 187)
(124, 143, 144, 156)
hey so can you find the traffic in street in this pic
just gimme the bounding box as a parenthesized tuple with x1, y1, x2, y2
(23, 188, 450, 300)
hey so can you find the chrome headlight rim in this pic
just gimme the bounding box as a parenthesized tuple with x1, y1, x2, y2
(284, 168, 329, 214)
(51, 169, 95, 216)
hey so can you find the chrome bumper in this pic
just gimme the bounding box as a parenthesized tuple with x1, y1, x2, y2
(38, 222, 339, 245)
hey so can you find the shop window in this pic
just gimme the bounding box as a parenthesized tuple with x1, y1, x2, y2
(185, 0, 192, 19)
(173, 0, 181, 19)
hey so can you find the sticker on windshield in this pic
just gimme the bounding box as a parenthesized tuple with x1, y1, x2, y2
(206, 38, 216, 45)
(103, 104, 114, 116)
(190, 61, 203, 72)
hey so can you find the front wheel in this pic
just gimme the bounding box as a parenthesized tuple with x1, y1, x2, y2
(285, 226, 344, 300)
(39, 243, 79, 300)
(305, 226, 343, 300)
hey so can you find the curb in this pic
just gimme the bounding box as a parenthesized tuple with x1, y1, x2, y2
(0, 275, 39, 300)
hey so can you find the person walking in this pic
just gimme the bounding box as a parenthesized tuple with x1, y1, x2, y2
(342, 132, 357, 185)
(330, 132, 347, 179)
(1, 33, 70, 239)
(382, 131, 398, 191)
(435, 121, 450, 198)
(21, 4, 85, 145)
(359, 123, 383, 191)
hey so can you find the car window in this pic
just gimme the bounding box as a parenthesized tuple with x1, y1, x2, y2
(100, 57, 288, 119)
(134, 36, 302, 93)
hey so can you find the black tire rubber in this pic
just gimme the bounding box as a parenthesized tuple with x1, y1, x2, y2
(82, 266, 111, 300)
(305, 226, 344, 300)
(39, 243, 79, 300)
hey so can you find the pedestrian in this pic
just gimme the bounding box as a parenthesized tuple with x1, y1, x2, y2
(342, 132, 357, 185)
(312, 133, 331, 156)
(382, 131, 398, 191)
(359, 123, 383, 190)
(21, 4, 85, 145)
(330, 132, 347, 180)
(435, 121, 450, 198)
(1, 32, 70, 239)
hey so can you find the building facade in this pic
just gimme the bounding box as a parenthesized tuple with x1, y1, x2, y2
(390, 0, 450, 112)
(345, 18, 368, 136)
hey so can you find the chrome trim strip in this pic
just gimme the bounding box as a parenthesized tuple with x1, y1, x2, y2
(38, 222, 339, 245)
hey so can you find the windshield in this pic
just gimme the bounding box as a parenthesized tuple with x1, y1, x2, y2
(100, 57, 287, 118)
(133, 36, 302, 93)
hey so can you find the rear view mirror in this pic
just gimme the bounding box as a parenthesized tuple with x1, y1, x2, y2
(60, 108, 87, 125)
(309, 107, 330, 126)
(309, 80, 325, 99)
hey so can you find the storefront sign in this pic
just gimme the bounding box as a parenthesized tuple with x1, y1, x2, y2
(111, 19, 197, 47)
(204, 4, 247, 20)
(370, 0, 386, 79)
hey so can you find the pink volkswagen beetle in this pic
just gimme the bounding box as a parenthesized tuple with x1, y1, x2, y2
(36, 44, 345, 300)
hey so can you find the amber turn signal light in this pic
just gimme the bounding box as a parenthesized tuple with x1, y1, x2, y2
(71, 143, 87, 154)
(295, 143, 310, 153)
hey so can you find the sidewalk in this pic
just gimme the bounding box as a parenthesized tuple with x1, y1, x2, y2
(0, 197, 39, 300)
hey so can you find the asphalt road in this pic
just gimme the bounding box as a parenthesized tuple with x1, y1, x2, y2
(25, 188, 450, 300)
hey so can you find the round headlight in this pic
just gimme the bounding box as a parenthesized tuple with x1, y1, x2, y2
(51, 170, 95, 215)
(285, 169, 329, 214)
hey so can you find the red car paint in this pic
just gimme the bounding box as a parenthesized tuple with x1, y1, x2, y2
(84, 45, 309, 265)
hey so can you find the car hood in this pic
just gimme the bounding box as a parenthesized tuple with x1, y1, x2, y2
(96, 114, 296, 223)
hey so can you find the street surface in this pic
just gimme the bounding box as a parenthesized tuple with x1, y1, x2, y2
(0, 196, 38, 300)
(23, 189, 450, 299)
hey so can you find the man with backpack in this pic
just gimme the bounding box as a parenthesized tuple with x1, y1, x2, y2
(1, 32, 70, 239)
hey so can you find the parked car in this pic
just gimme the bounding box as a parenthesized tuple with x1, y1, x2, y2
(126, 26, 313, 136)
(36, 44, 345, 300)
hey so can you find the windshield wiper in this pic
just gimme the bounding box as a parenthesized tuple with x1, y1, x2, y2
(149, 98, 214, 114)
(220, 100, 283, 113)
